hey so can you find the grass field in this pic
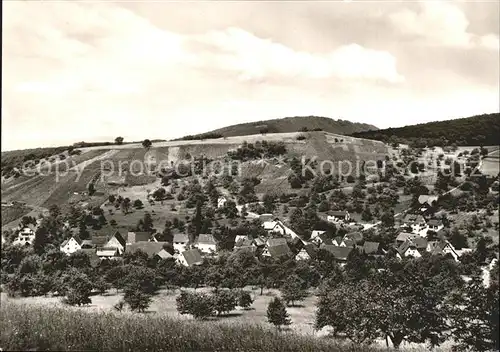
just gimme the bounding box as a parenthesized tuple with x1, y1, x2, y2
(1, 300, 393, 352)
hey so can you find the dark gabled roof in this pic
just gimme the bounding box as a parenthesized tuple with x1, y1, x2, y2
(267, 237, 287, 247)
(173, 233, 189, 243)
(345, 232, 363, 244)
(318, 233, 333, 245)
(126, 231, 151, 243)
(412, 237, 428, 249)
(321, 245, 352, 261)
(397, 240, 413, 255)
(333, 236, 344, 245)
(125, 242, 169, 256)
(197, 234, 216, 245)
(268, 243, 292, 258)
(91, 236, 109, 247)
(111, 231, 127, 247)
(329, 210, 348, 217)
(303, 243, 317, 259)
(427, 219, 443, 227)
(181, 249, 203, 266)
(363, 241, 381, 255)
(402, 214, 425, 224)
(290, 236, 304, 248)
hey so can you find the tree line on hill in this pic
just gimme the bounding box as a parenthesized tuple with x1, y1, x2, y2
(351, 113, 500, 147)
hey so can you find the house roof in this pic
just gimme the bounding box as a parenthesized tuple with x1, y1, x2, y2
(397, 241, 414, 255)
(317, 233, 333, 245)
(263, 221, 279, 231)
(267, 237, 287, 247)
(91, 236, 109, 247)
(428, 240, 455, 256)
(125, 242, 169, 256)
(126, 231, 151, 243)
(110, 231, 127, 247)
(418, 195, 439, 205)
(253, 237, 266, 247)
(173, 233, 189, 243)
(396, 232, 419, 242)
(311, 230, 326, 239)
(235, 237, 254, 247)
(181, 248, 203, 266)
(302, 243, 317, 258)
(345, 232, 363, 244)
(412, 237, 428, 249)
(197, 234, 216, 246)
(259, 214, 274, 222)
(329, 210, 348, 217)
(402, 214, 425, 224)
(156, 248, 174, 259)
(333, 236, 344, 245)
(427, 219, 443, 227)
(80, 240, 94, 248)
(343, 239, 355, 248)
(233, 246, 257, 255)
(321, 245, 353, 260)
(268, 243, 292, 258)
(60, 236, 81, 247)
(363, 241, 381, 255)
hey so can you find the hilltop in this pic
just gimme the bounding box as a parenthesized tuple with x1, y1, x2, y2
(351, 113, 500, 147)
(177, 116, 377, 140)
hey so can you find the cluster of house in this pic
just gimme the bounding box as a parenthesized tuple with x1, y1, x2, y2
(57, 230, 212, 267)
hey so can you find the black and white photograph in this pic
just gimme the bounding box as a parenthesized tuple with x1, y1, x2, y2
(1, 1, 499, 351)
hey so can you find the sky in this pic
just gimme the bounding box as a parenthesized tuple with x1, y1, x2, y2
(2, 0, 499, 151)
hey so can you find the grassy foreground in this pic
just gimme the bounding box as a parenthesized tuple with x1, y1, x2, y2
(1, 303, 380, 352)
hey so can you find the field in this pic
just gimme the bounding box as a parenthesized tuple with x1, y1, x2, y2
(0, 300, 392, 352)
(0, 289, 453, 351)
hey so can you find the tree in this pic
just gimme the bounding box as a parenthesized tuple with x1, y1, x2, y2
(123, 287, 152, 312)
(267, 297, 291, 330)
(447, 276, 499, 351)
(280, 275, 308, 307)
(64, 271, 92, 307)
(238, 290, 254, 309)
(33, 227, 49, 255)
(212, 289, 238, 316)
(142, 139, 152, 149)
(176, 291, 214, 320)
(133, 199, 144, 209)
(115, 136, 124, 145)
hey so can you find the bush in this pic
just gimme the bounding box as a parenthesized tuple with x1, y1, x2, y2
(238, 290, 254, 309)
(176, 291, 214, 320)
(212, 290, 238, 316)
(123, 287, 152, 312)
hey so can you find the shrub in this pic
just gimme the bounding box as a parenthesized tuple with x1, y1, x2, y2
(238, 290, 254, 309)
(176, 291, 214, 320)
(212, 290, 238, 316)
(267, 297, 291, 330)
(123, 287, 152, 312)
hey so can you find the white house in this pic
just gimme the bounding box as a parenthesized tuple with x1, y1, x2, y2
(12, 227, 36, 247)
(173, 233, 189, 253)
(396, 241, 423, 259)
(217, 196, 227, 208)
(426, 219, 444, 233)
(104, 232, 126, 255)
(327, 211, 350, 224)
(427, 240, 459, 261)
(262, 219, 299, 239)
(194, 234, 217, 254)
(60, 237, 82, 255)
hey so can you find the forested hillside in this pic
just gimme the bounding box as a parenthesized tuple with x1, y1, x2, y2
(351, 113, 500, 147)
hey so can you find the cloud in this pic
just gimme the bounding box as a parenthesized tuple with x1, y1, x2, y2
(188, 27, 404, 83)
(389, 1, 499, 50)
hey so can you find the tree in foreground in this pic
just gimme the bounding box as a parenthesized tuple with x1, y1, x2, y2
(64, 272, 92, 307)
(176, 291, 214, 320)
(115, 136, 124, 145)
(280, 275, 308, 307)
(123, 287, 152, 313)
(267, 297, 291, 331)
(142, 139, 152, 149)
(238, 290, 254, 310)
(446, 276, 499, 351)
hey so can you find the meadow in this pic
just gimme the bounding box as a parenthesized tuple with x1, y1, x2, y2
(0, 300, 383, 352)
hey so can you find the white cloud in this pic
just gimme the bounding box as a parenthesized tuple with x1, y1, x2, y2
(389, 1, 499, 50)
(190, 27, 404, 83)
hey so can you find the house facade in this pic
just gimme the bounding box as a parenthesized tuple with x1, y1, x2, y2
(173, 233, 189, 253)
(60, 237, 82, 255)
(326, 211, 350, 224)
(195, 234, 217, 254)
(12, 227, 36, 246)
